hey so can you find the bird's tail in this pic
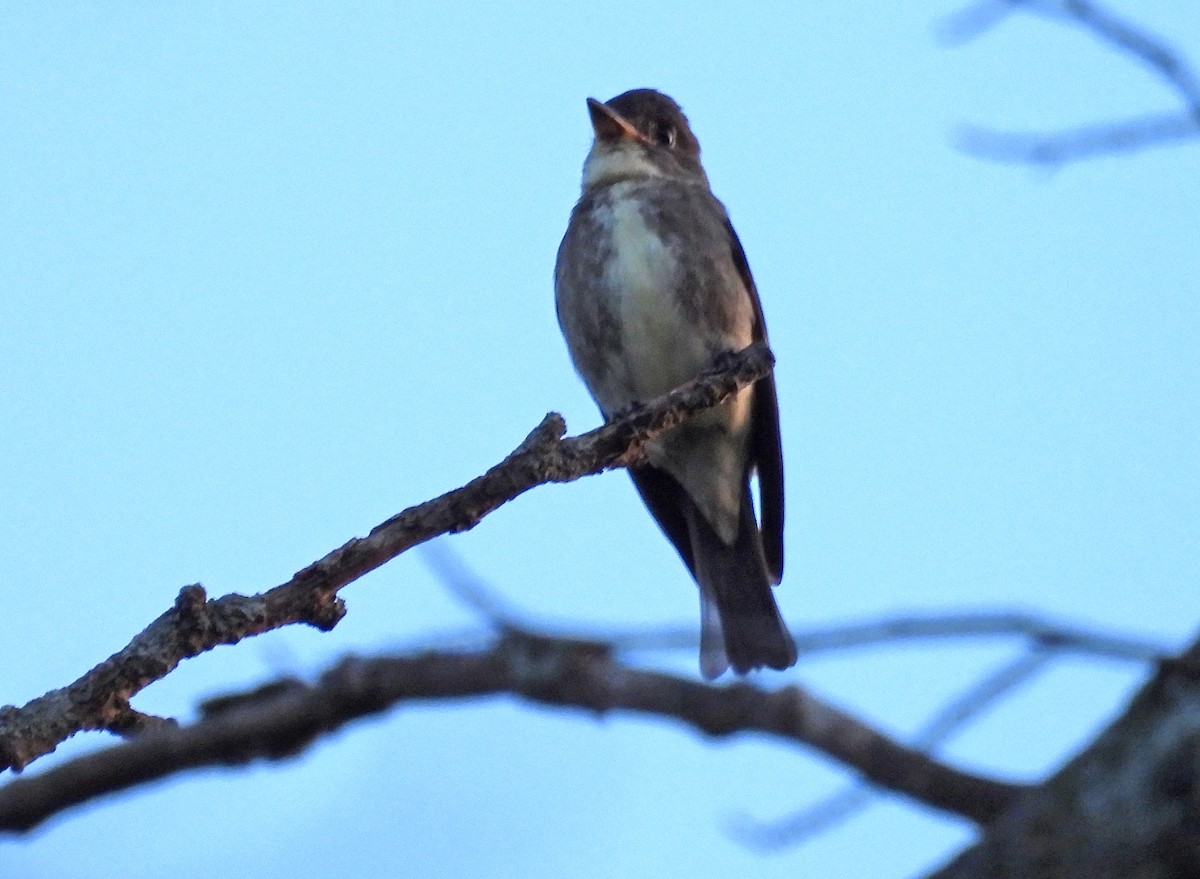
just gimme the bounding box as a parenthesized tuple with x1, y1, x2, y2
(690, 485, 797, 679)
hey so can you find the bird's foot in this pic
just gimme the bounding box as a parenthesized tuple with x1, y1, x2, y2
(609, 400, 648, 422)
(706, 349, 744, 374)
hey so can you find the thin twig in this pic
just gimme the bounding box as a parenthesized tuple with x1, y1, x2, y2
(415, 546, 1169, 665)
(606, 609, 1168, 664)
(958, 112, 1199, 165)
(418, 540, 525, 629)
(1054, 0, 1200, 118)
(936, 0, 1016, 46)
(733, 648, 1057, 849)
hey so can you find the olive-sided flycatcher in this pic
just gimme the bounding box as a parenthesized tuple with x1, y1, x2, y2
(555, 88, 796, 678)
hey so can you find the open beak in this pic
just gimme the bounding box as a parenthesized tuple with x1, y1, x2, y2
(587, 97, 644, 143)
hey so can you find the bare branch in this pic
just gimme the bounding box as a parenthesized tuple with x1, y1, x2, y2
(915, 647, 1056, 744)
(418, 540, 526, 629)
(936, 1, 1017, 46)
(606, 608, 1168, 664)
(0, 631, 1028, 834)
(734, 648, 1057, 849)
(0, 343, 776, 775)
(948, 0, 1200, 164)
(1053, 0, 1200, 117)
(731, 782, 872, 850)
(925, 640, 1200, 878)
(789, 610, 1167, 663)
(957, 113, 1200, 166)
(415, 544, 1169, 664)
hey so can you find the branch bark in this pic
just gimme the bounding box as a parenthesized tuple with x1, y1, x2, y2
(0, 344, 775, 775)
(924, 639, 1200, 878)
(0, 631, 1027, 834)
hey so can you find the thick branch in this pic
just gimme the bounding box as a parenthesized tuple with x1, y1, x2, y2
(925, 640, 1200, 878)
(0, 632, 1027, 834)
(0, 343, 776, 775)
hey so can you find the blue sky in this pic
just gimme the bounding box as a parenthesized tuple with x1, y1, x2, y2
(2, 3, 1198, 877)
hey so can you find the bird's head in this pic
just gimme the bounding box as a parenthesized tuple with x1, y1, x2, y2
(580, 89, 707, 190)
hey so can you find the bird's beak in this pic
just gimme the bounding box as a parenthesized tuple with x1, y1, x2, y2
(587, 97, 643, 143)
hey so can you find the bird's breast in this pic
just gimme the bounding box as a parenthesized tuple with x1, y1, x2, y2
(595, 185, 712, 405)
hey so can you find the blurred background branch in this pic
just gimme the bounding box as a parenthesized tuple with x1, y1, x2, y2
(0, 541, 1172, 843)
(0, 624, 1030, 835)
(943, 0, 1200, 164)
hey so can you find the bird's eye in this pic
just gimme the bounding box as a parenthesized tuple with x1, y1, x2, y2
(654, 123, 676, 148)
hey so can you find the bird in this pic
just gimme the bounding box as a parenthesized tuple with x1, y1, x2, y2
(554, 88, 796, 678)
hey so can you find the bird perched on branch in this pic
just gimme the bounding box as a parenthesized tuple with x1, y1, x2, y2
(555, 88, 796, 678)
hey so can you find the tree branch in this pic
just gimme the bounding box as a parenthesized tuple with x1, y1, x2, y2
(0, 343, 776, 775)
(1054, 0, 1200, 117)
(925, 638, 1200, 878)
(0, 630, 1028, 834)
(600, 608, 1168, 664)
(957, 112, 1199, 165)
(414, 541, 1170, 665)
(735, 647, 1058, 849)
(946, 0, 1200, 164)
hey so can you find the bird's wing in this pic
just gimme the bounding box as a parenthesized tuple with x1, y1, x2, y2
(724, 218, 785, 584)
(628, 464, 697, 578)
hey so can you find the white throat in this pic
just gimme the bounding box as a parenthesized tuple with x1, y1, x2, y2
(581, 143, 665, 190)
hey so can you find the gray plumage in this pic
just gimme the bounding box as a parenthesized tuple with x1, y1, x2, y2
(554, 88, 796, 678)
